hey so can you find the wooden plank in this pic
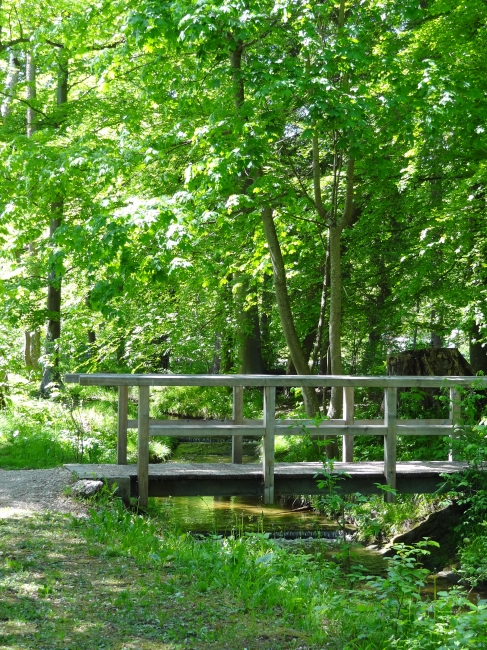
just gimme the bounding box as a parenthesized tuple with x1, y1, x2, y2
(449, 387, 461, 462)
(277, 418, 346, 427)
(355, 419, 452, 426)
(129, 418, 452, 436)
(397, 418, 453, 426)
(137, 386, 150, 508)
(128, 418, 241, 429)
(149, 424, 264, 437)
(276, 424, 386, 436)
(67, 460, 468, 479)
(396, 425, 454, 436)
(263, 386, 276, 504)
(71, 373, 487, 389)
(146, 423, 451, 437)
(66, 460, 469, 497)
(343, 386, 354, 462)
(117, 386, 129, 465)
(232, 386, 244, 464)
(384, 387, 397, 503)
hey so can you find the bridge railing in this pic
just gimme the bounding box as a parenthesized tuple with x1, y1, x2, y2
(65, 374, 484, 506)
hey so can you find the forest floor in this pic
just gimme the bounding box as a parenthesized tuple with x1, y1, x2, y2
(0, 470, 317, 650)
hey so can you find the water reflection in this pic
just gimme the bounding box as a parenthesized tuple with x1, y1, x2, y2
(147, 494, 338, 534)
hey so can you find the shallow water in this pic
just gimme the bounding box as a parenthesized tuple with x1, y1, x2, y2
(148, 494, 340, 534)
(152, 440, 487, 602)
(159, 440, 337, 534)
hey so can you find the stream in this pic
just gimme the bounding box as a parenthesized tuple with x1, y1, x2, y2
(148, 439, 486, 602)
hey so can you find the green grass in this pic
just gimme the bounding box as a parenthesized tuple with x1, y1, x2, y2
(0, 509, 327, 649)
(0, 385, 175, 469)
(0, 387, 119, 469)
(1, 499, 486, 650)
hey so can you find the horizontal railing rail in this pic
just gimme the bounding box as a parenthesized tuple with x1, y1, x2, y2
(65, 373, 480, 506)
(66, 373, 486, 388)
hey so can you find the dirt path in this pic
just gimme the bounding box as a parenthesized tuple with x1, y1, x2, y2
(0, 467, 87, 516)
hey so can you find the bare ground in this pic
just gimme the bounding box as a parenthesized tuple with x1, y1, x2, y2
(0, 467, 87, 516)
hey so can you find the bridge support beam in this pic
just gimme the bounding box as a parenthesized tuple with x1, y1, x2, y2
(232, 386, 244, 463)
(449, 387, 461, 461)
(384, 387, 397, 503)
(263, 386, 276, 504)
(138, 385, 150, 508)
(342, 387, 354, 462)
(117, 385, 128, 465)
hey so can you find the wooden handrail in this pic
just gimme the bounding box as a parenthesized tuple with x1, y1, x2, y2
(65, 373, 474, 506)
(65, 373, 486, 388)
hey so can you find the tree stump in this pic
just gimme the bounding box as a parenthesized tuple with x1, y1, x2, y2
(387, 348, 473, 377)
(387, 348, 473, 418)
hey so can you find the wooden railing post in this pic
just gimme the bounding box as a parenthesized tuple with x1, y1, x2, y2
(449, 387, 461, 462)
(117, 385, 129, 465)
(232, 386, 244, 464)
(263, 386, 276, 504)
(343, 386, 354, 462)
(384, 386, 397, 503)
(138, 385, 150, 508)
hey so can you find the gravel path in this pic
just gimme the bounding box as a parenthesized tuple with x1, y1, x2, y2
(0, 467, 87, 516)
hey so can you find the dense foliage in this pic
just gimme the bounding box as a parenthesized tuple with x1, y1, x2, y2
(1, 0, 486, 382)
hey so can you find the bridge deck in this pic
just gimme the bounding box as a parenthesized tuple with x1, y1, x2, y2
(65, 461, 467, 500)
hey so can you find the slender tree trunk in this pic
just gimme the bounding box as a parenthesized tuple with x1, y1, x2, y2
(25, 52, 42, 370)
(327, 158, 355, 419)
(261, 206, 320, 415)
(40, 211, 63, 393)
(40, 57, 68, 394)
(24, 333, 32, 367)
(328, 224, 343, 418)
(310, 241, 330, 372)
(210, 334, 221, 374)
(30, 330, 41, 369)
(1, 51, 20, 119)
(26, 52, 37, 137)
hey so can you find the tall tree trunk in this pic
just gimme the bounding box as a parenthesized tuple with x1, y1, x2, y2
(229, 40, 265, 375)
(328, 224, 343, 417)
(261, 206, 320, 415)
(26, 52, 37, 137)
(210, 334, 221, 374)
(469, 322, 487, 375)
(40, 210, 63, 393)
(236, 277, 264, 373)
(24, 52, 42, 370)
(310, 240, 330, 373)
(30, 330, 41, 370)
(260, 272, 274, 372)
(327, 158, 354, 415)
(40, 57, 68, 394)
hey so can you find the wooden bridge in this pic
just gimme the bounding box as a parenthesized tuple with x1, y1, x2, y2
(64, 373, 482, 507)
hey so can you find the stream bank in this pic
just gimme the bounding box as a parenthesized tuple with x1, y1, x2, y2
(153, 438, 484, 598)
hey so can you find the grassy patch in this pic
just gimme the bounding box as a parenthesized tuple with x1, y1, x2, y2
(0, 511, 322, 649)
(1, 498, 487, 650)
